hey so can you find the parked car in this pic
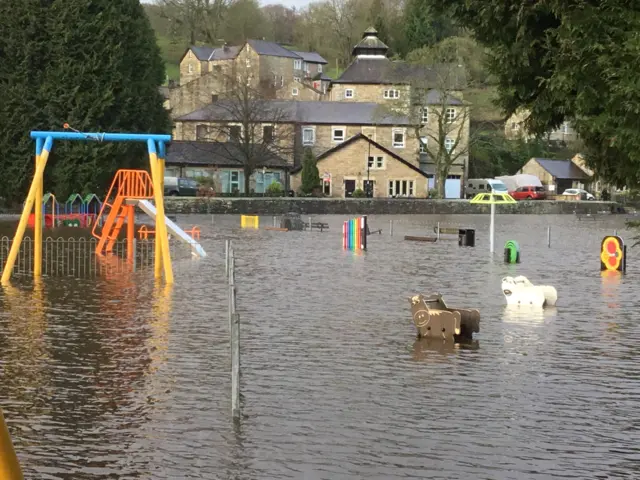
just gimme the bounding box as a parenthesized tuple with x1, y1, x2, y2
(465, 178, 509, 199)
(509, 186, 547, 200)
(562, 188, 595, 200)
(164, 176, 198, 197)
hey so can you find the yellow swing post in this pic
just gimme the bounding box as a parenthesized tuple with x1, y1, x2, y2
(0, 408, 24, 479)
(1, 136, 53, 285)
(34, 138, 44, 277)
(148, 139, 173, 283)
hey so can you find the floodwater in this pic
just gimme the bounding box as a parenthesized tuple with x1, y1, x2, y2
(1, 213, 639, 479)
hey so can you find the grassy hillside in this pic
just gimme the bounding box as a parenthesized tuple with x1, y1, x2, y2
(144, 4, 186, 83)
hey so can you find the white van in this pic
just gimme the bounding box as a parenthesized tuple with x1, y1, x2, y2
(465, 178, 509, 199)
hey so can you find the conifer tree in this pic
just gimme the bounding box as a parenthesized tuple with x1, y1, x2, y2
(300, 148, 320, 195)
(0, 0, 170, 204)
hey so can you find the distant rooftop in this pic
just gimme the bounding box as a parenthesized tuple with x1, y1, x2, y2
(185, 40, 326, 64)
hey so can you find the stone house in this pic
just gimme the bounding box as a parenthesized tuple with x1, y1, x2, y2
(165, 141, 290, 194)
(290, 133, 430, 198)
(172, 98, 419, 170)
(504, 109, 578, 143)
(518, 157, 591, 193)
(169, 40, 328, 118)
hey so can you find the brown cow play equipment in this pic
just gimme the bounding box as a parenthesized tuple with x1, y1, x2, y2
(408, 293, 480, 341)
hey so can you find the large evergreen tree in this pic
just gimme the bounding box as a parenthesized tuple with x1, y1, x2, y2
(0, 0, 170, 204)
(433, 0, 640, 187)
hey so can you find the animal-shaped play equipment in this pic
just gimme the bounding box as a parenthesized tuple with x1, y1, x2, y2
(408, 293, 480, 341)
(501, 276, 557, 307)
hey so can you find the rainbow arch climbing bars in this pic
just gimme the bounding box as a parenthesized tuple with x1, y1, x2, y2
(343, 216, 367, 251)
(1, 129, 174, 285)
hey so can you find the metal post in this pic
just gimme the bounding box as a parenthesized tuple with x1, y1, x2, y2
(437, 222, 440, 241)
(273, 216, 276, 227)
(132, 239, 137, 272)
(389, 219, 393, 236)
(614, 229, 618, 235)
(231, 311, 240, 420)
(308, 216, 311, 231)
(547, 226, 551, 248)
(490, 202, 496, 254)
(225, 239, 230, 277)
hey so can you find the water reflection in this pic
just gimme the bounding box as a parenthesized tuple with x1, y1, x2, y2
(411, 337, 479, 362)
(600, 270, 622, 309)
(502, 305, 558, 324)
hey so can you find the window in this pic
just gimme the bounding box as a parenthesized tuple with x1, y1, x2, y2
(419, 137, 428, 153)
(280, 76, 284, 87)
(318, 64, 323, 73)
(446, 108, 456, 123)
(511, 122, 518, 130)
(321, 177, 331, 196)
(367, 156, 384, 169)
(230, 171, 240, 192)
(188, 64, 194, 74)
(444, 137, 455, 152)
(294, 59, 302, 70)
(421, 108, 428, 124)
(345, 89, 354, 98)
(196, 124, 207, 140)
(292, 88, 299, 96)
(388, 180, 414, 197)
(302, 127, 315, 146)
(211, 94, 218, 103)
(392, 128, 405, 148)
(245, 58, 251, 68)
(294, 76, 301, 83)
(383, 89, 399, 99)
(263, 125, 274, 143)
(304, 62, 310, 73)
(332, 126, 346, 143)
(213, 65, 221, 73)
(229, 125, 241, 141)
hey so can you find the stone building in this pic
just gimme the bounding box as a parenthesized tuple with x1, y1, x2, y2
(518, 157, 591, 193)
(504, 109, 578, 143)
(168, 40, 328, 118)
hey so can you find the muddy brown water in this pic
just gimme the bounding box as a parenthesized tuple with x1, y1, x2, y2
(1, 213, 638, 479)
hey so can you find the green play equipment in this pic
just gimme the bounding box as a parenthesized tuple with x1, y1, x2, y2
(504, 240, 520, 264)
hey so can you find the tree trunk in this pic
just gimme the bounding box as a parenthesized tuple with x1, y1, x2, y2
(436, 172, 447, 199)
(244, 167, 252, 195)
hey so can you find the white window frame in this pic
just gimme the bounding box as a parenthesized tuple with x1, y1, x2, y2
(292, 87, 299, 96)
(321, 176, 331, 196)
(245, 58, 251, 68)
(302, 127, 316, 146)
(388, 179, 415, 197)
(188, 64, 194, 74)
(318, 64, 323, 73)
(304, 62, 310, 73)
(228, 122, 243, 141)
(444, 137, 455, 152)
(367, 155, 384, 170)
(345, 88, 354, 99)
(332, 126, 346, 143)
(446, 108, 456, 123)
(384, 89, 400, 99)
(294, 59, 302, 70)
(421, 107, 428, 124)
(262, 124, 275, 143)
(392, 128, 405, 148)
(419, 137, 428, 153)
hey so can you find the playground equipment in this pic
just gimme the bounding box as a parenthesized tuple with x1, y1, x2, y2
(600, 235, 626, 273)
(241, 215, 259, 228)
(0, 407, 23, 479)
(504, 240, 520, 264)
(404, 224, 475, 246)
(408, 293, 480, 341)
(343, 216, 367, 250)
(2, 129, 176, 285)
(501, 276, 558, 307)
(470, 192, 517, 253)
(27, 192, 102, 229)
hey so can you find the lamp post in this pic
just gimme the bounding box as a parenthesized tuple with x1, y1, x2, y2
(366, 135, 372, 197)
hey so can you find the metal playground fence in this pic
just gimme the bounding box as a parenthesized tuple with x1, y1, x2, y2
(0, 236, 158, 279)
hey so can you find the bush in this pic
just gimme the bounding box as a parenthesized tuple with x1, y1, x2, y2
(352, 188, 366, 198)
(428, 188, 442, 199)
(265, 181, 284, 197)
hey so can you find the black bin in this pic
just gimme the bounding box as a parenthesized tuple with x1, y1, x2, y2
(458, 228, 475, 247)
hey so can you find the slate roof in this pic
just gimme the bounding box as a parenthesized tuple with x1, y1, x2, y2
(247, 39, 300, 59)
(292, 51, 328, 64)
(189, 46, 216, 61)
(352, 27, 389, 57)
(290, 133, 428, 176)
(182, 45, 241, 62)
(533, 158, 591, 180)
(176, 100, 410, 126)
(423, 89, 465, 105)
(166, 141, 290, 169)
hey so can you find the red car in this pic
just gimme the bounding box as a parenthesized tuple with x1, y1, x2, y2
(509, 186, 547, 200)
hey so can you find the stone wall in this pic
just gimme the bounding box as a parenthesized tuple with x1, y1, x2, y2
(163, 197, 617, 215)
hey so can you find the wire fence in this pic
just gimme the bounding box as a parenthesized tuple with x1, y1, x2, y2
(0, 236, 158, 279)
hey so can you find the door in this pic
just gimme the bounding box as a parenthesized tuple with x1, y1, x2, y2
(444, 177, 461, 199)
(344, 179, 356, 197)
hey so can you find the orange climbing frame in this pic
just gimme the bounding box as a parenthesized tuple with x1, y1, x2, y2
(92, 170, 154, 257)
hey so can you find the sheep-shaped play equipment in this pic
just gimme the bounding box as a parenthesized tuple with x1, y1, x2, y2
(501, 276, 557, 307)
